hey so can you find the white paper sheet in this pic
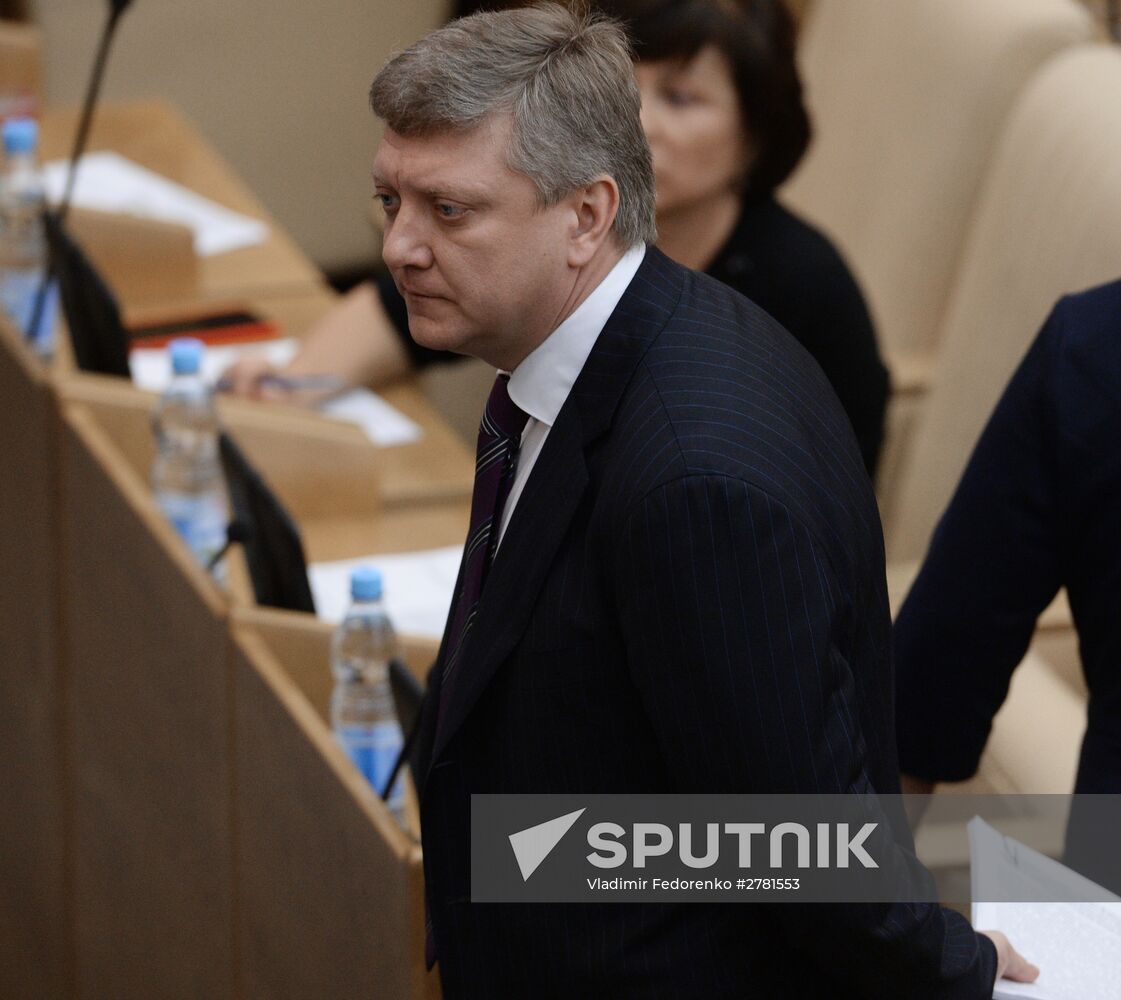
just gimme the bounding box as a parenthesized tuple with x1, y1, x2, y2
(318, 388, 423, 447)
(970, 818, 1121, 999)
(43, 151, 270, 256)
(973, 902, 1121, 999)
(308, 546, 463, 639)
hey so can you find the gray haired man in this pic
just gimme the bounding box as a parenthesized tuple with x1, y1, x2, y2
(370, 5, 1033, 997)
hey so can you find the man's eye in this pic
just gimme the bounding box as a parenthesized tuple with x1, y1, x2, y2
(376, 193, 399, 213)
(436, 202, 466, 220)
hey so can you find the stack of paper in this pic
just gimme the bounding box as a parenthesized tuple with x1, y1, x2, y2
(969, 817, 1121, 999)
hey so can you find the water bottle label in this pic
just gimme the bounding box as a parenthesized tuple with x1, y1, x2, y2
(154, 489, 228, 581)
(0, 270, 57, 351)
(337, 722, 405, 807)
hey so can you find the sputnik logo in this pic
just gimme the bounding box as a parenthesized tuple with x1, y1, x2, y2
(508, 808, 587, 881)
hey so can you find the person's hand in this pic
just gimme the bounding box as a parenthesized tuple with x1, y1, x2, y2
(980, 930, 1040, 984)
(218, 354, 291, 401)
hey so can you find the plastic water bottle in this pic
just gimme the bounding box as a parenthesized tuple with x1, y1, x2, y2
(0, 116, 57, 359)
(150, 338, 229, 583)
(331, 567, 406, 823)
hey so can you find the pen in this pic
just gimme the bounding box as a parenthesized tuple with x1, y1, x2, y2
(215, 372, 346, 393)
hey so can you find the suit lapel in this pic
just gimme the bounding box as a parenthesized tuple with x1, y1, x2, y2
(426, 248, 684, 769)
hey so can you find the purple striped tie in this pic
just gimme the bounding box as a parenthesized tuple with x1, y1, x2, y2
(427, 374, 527, 970)
(436, 373, 528, 733)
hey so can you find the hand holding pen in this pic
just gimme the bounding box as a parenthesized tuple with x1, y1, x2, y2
(217, 355, 346, 404)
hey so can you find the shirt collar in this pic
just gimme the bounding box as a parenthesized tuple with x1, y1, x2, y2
(507, 243, 646, 427)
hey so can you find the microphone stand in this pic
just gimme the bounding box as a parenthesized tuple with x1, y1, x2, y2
(26, 0, 134, 343)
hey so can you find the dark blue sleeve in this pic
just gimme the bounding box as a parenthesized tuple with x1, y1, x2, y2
(894, 302, 1065, 781)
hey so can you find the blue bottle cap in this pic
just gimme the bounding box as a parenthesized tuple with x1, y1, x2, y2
(2, 117, 38, 155)
(350, 566, 382, 601)
(168, 337, 205, 375)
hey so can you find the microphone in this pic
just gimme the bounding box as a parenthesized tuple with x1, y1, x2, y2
(28, 0, 136, 342)
(380, 658, 427, 820)
(380, 690, 424, 820)
(206, 518, 250, 574)
(60, 0, 137, 218)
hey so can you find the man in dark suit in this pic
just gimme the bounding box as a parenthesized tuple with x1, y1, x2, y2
(367, 5, 1032, 996)
(895, 279, 1121, 890)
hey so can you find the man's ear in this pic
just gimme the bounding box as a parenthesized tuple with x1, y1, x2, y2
(567, 176, 620, 266)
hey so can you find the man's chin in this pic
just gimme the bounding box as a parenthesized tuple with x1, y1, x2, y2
(406, 315, 471, 356)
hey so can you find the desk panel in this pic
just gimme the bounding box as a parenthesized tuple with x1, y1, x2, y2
(0, 322, 70, 999)
(60, 403, 234, 1000)
(231, 616, 437, 1000)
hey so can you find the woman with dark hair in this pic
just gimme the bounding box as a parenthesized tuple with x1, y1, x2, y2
(224, 0, 889, 475)
(605, 0, 888, 474)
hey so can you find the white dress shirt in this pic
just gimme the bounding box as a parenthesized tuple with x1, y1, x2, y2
(496, 243, 646, 548)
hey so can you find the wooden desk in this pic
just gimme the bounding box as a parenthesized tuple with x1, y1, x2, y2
(0, 317, 70, 1000)
(51, 384, 459, 999)
(40, 99, 324, 304)
(230, 608, 438, 1000)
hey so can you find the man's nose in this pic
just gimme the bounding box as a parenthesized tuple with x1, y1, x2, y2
(382, 205, 434, 271)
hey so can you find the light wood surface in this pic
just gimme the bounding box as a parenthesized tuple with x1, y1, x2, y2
(378, 381, 477, 507)
(40, 99, 325, 306)
(60, 401, 234, 999)
(57, 371, 470, 555)
(301, 503, 468, 566)
(67, 206, 198, 306)
(0, 318, 71, 999)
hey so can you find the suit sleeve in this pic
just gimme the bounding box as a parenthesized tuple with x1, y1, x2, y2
(894, 305, 1063, 782)
(613, 474, 997, 998)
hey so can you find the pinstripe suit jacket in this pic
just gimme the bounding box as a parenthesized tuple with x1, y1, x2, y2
(415, 248, 996, 998)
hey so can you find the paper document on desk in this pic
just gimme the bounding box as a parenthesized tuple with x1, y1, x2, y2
(309, 545, 463, 639)
(43, 151, 269, 256)
(969, 817, 1121, 999)
(318, 388, 422, 447)
(130, 337, 299, 392)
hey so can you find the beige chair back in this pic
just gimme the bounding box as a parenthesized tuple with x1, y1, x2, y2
(889, 45, 1121, 562)
(786, 0, 1094, 368)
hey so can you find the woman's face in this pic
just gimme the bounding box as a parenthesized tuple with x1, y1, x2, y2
(635, 46, 752, 216)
